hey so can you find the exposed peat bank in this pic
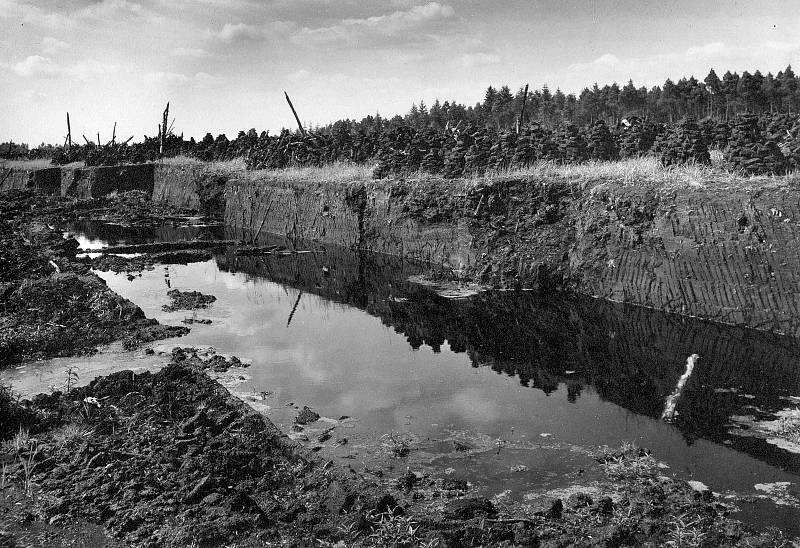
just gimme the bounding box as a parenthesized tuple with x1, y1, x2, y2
(1, 161, 800, 547)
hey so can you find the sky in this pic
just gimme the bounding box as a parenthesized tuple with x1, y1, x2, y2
(1, 0, 799, 145)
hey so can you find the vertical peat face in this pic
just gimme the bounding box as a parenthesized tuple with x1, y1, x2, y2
(11, 163, 800, 337)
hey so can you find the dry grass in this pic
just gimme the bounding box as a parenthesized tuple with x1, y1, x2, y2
(52, 424, 90, 448)
(248, 161, 372, 184)
(159, 155, 249, 173)
(594, 441, 661, 480)
(158, 155, 205, 166)
(470, 156, 799, 191)
(237, 156, 799, 191)
(775, 409, 800, 446)
(11, 152, 793, 193)
(0, 158, 59, 170)
(162, 156, 369, 183)
(664, 514, 708, 548)
(4, 429, 39, 499)
(379, 431, 415, 458)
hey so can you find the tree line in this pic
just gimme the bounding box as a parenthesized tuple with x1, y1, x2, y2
(3, 64, 799, 165)
(397, 65, 800, 132)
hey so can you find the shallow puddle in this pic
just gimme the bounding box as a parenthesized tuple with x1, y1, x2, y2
(4, 220, 800, 535)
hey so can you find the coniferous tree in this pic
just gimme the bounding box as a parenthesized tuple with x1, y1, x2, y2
(704, 69, 722, 118)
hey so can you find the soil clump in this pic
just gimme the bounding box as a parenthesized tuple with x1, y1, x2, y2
(162, 289, 217, 312)
(91, 250, 214, 275)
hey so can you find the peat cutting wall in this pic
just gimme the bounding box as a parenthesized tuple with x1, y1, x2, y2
(5, 162, 800, 338)
(225, 172, 800, 338)
(1, 167, 61, 195)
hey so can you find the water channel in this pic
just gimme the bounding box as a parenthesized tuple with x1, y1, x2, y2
(4, 220, 800, 535)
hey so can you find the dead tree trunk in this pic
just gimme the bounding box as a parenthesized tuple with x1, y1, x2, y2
(517, 83, 529, 133)
(159, 102, 169, 157)
(284, 92, 306, 136)
(66, 112, 72, 151)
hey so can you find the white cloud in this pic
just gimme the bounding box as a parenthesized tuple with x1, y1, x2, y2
(563, 41, 800, 87)
(0, 0, 71, 29)
(203, 19, 296, 42)
(194, 71, 223, 87)
(144, 71, 190, 85)
(22, 89, 47, 103)
(75, 0, 151, 21)
(460, 52, 500, 68)
(171, 0, 260, 8)
(1, 0, 157, 29)
(203, 2, 455, 48)
(567, 53, 621, 72)
(171, 47, 209, 57)
(3, 55, 119, 80)
(204, 22, 269, 42)
(296, 2, 455, 46)
(288, 69, 310, 81)
(685, 42, 727, 58)
(42, 36, 69, 55)
(67, 59, 120, 80)
(144, 70, 223, 88)
(8, 55, 60, 77)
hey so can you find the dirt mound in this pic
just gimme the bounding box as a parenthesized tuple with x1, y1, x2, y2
(162, 289, 216, 312)
(0, 361, 395, 546)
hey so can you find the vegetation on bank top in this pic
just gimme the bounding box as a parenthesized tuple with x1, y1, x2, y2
(2, 64, 800, 178)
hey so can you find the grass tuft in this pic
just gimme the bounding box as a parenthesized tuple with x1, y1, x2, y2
(248, 161, 371, 184)
(594, 441, 661, 480)
(664, 514, 708, 548)
(379, 431, 415, 458)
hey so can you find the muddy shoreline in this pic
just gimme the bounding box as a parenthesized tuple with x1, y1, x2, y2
(1, 190, 797, 546)
(2, 354, 789, 547)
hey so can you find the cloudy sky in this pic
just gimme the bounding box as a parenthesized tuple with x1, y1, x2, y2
(2, 0, 799, 144)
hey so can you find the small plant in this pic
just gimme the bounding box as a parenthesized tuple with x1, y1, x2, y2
(776, 409, 800, 445)
(379, 432, 415, 458)
(664, 514, 708, 547)
(52, 424, 89, 447)
(64, 365, 79, 393)
(365, 508, 439, 548)
(12, 429, 39, 499)
(0, 382, 28, 442)
(595, 441, 659, 480)
(1, 462, 8, 503)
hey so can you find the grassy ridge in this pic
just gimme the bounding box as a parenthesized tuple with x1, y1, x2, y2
(5, 155, 799, 193)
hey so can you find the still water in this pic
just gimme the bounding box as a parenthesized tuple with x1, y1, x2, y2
(10, 221, 800, 534)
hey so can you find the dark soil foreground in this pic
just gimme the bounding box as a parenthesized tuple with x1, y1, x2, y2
(0, 190, 796, 547)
